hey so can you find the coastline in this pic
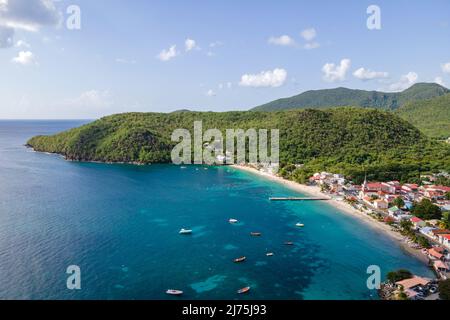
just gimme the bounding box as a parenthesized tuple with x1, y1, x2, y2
(230, 165, 430, 265)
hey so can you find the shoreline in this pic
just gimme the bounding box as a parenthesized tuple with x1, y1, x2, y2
(230, 165, 430, 266)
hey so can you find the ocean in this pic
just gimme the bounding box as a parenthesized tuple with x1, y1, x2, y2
(0, 120, 433, 300)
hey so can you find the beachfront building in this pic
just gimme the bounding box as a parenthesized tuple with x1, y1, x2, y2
(387, 205, 411, 221)
(431, 229, 450, 241)
(438, 234, 450, 249)
(420, 226, 437, 238)
(433, 260, 450, 279)
(374, 199, 389, 210)
(410, 217, 426, 229)
(395, 276, 431, 300)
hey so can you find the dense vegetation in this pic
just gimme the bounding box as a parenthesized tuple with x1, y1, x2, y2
(27, 107, 450, 184)
(411, 199, 442, 220)
(439, 279, 450, 300)
(396, 93, 450, 139)
(386, 269, 413, 283)
(252, 83, 449, 112)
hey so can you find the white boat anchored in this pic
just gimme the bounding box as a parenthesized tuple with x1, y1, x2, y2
(179, 228, 193, 235)
(166, 289, 183, 296)
(296, 223, 305, 227)
(229, 219, 238, 224)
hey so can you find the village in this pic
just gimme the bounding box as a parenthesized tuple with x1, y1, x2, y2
(309, 171, 450, 300)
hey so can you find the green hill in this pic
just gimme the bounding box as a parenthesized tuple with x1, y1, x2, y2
(252, 83, 449, 111)
(27, 108, 450, 184)
(396, 94, 450, 139)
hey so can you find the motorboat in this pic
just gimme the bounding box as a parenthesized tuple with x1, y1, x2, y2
(179, 228, 193, 235)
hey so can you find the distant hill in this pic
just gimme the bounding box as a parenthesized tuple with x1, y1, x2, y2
(27, 108, 450, 183)
(396, 93, 450, 139)
(252, 83, 449, 111)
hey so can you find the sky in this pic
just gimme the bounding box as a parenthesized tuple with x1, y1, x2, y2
(0, 0, 449, 119)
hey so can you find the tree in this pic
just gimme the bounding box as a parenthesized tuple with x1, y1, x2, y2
(387, 269, 413, 283)
(440, 212, 450, 230)
(445, 191, 450, 200)
(400, 219, 413, 233)
(392, 197, 405, 208)
(439, 279, 450, 300)
(412, 199, 442, 220)
(416, 236, 430, 248)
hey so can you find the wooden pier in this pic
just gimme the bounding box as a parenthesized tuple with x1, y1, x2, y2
(269, 197, 331, 201)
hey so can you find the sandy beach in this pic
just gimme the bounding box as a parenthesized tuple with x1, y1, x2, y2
(231, 165, 430, 265)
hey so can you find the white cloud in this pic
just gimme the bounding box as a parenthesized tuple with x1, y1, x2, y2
(353, 67, 389, 80)
(209, 41, 223, 48)
(115, 58, 137, 64)
(322, 59, 351, 82)
(218, 82, 232, 90)
(0, 25, 13, 48)
(268, 35, 295, 46)
(388, 72, 418, 91)
(11, 50, 36, 65)
(67, 90, 114, 109)
(0, 0, 61, 32)
(206, 89, 216, 97)
(185, 38, 197, 51)
(157, 45, 178, 61)
(239, 68, 287, 88)
(0, 0, 61, 50)
(15, 39, 30, 47)
(301, 28, 317, 41)
(442, 62, 450, 74)
(304, 42, 320, 50)
(434, 76, 445, 86)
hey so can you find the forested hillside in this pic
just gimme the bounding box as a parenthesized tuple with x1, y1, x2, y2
(28, 108, 450, 184)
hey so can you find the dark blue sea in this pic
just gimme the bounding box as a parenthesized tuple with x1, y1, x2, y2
(0, 120, 433, 300)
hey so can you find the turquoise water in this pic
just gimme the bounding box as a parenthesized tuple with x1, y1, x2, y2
(0, 121, 433, 300)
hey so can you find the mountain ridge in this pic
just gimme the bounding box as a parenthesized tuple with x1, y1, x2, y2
(252, 83, 449, 111)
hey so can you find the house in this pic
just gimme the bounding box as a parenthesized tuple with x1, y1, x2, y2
(404, 200, 414, 210)
(433, 260, 450, 277)
(388, 206, 402, 217)
(402, 184, 419, 193)
(438, 234, 450, 248)
(374, 199, 389, 210)
(428, 247, 445, 261)
(419, 226, 437, 237)
(396, 276, 431, 289)
(431, 229, 450, 241)
(396, 276, 431, 299)
(410, 216, 426, 229)
(381, 182, 397, 194)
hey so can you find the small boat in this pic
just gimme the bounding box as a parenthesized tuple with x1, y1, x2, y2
(284, 241, 294, 246)
(266, 252, 274, 257)
(237, 287, 251, 294)
(180, 166, 187, 169)
(229, 219, 239, 224)
(296, 223, 305, 227)
(234, 256, 246, 263)
(250, 232, 262, 237)
(166, 289, 183, 296)
(179, 228, 193, 235)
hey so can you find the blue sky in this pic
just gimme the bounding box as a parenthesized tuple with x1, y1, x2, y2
(0, 0, 449, 119)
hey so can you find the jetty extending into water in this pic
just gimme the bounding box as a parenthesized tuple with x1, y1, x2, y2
(269, 197, 331, 201)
